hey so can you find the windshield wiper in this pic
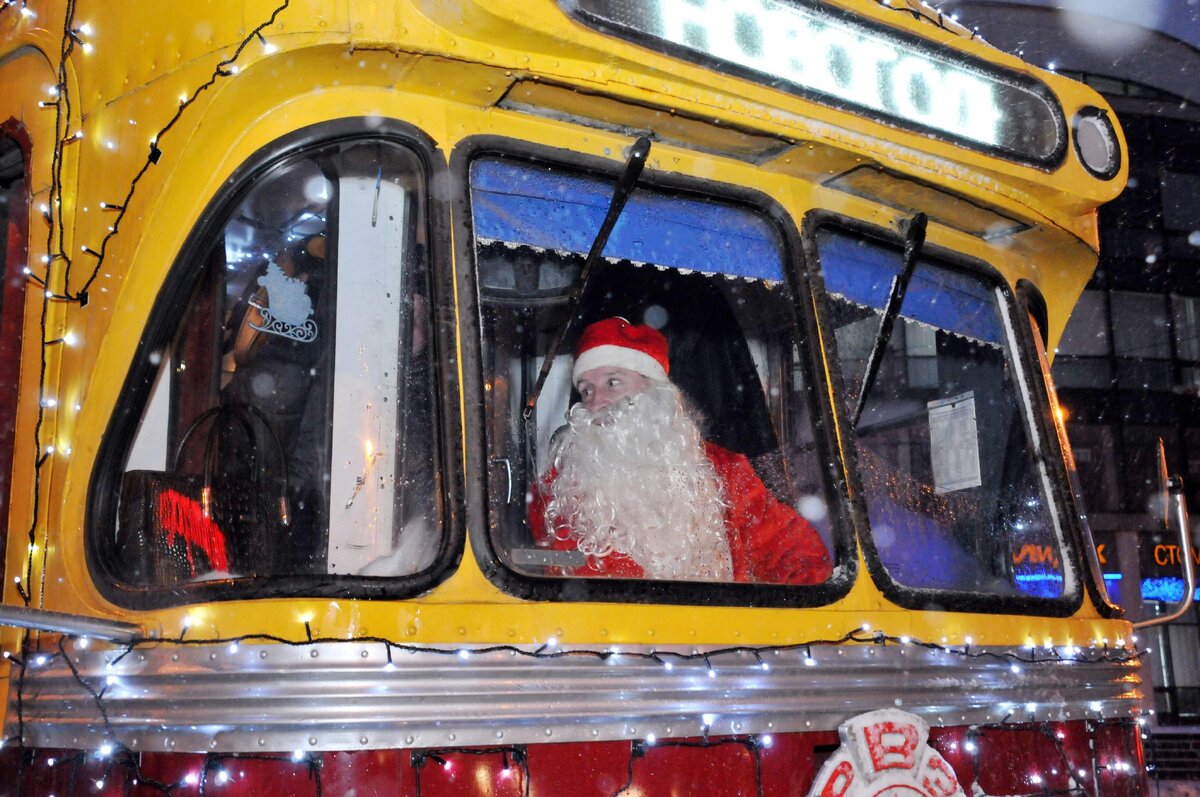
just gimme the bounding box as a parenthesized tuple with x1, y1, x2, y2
(852, 212, 928, 429)
(522, 136, 652, 420)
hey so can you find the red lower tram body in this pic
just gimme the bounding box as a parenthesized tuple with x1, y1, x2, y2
(2, 720, 1145, 797)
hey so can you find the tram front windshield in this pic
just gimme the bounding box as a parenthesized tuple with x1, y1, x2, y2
(473, 154, 841, 592)
(816, 226, 1076, 600)
(109, 138, 441, 591)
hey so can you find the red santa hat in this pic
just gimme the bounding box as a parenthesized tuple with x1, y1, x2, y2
(573, 316, 669, 384)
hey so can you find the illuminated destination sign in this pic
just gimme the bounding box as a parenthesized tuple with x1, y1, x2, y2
(560, 0, 1066, 167)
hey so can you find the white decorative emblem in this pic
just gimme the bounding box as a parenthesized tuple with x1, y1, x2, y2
(807, 710, 966, 797)
(249, 262, 319, 343)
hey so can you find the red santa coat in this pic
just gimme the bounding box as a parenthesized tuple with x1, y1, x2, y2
(529, 442, 833, 585)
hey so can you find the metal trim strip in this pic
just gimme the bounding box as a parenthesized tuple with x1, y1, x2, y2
(8, 639, 1143, 754)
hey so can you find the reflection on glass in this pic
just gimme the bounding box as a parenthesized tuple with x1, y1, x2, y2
(817, 227, 1074, 599)
(113, 139, 439, 588)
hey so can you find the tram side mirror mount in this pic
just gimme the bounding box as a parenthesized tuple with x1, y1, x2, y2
(1134, 439, 1197, 629)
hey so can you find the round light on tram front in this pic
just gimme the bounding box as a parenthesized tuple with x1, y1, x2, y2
(1072, 107, 1121, 179)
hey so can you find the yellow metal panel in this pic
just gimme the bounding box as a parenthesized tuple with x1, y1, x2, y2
(0, 0, 1129, 668)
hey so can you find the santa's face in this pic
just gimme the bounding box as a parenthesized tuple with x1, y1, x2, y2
(545, 380, 735, 581)
(575, 366, 649, 413)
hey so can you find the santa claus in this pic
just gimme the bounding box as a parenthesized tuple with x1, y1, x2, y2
(528, 317, 833, 585)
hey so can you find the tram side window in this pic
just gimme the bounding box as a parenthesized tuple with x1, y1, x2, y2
(0, 133, 30, 576)
(815, 226, 1077, 601)
(113, 140, 440, 588)
(472, 155, 838, 591)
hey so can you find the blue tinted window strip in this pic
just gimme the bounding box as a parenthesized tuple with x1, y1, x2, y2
(818, 231, 1003, 344)
(471, 158, 786, 281)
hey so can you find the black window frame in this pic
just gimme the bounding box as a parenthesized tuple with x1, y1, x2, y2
(803, 210, 1091, 617)
(453, 135, 856, 608)
(1017, 279, 1122, 619)
(87, 118, 465, 609)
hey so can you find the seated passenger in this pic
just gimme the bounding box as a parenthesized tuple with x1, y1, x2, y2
(529, 316, 832, 584)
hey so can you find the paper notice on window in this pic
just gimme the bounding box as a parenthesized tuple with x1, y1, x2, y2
(928, 391, 982, 493)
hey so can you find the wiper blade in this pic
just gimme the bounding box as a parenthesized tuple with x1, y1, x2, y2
(852, 212, 928, 429)
(522, 136, 652, 420)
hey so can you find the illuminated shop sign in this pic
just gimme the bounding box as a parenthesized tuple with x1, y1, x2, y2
(561, 0, 1066, 167)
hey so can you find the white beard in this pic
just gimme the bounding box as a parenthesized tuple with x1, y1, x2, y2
(543, 381, 734, 581)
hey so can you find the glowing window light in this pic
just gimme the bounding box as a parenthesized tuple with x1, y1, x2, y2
(562, 0, 1064, 163)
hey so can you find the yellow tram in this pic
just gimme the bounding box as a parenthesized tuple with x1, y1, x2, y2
(0, 0, 1174, 794)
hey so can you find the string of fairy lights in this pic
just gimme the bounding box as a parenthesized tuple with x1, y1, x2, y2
(0, 0, 1148, 794)
(4, 0, 291, 789)
(4, 623, 1147, 794)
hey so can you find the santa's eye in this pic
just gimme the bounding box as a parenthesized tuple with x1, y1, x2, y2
(607, 377, 622, 389)
(578, 385, 593, 399)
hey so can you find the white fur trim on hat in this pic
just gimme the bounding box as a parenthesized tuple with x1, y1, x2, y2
(572, 344, 668, 384)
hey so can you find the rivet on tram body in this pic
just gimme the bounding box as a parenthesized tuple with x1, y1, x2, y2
(360, 737, 369, 745)
(405, 736, 415, 745)
(258, 738, 266, 747)
(309, 737, 318, 746)
(496, 731, 504, 740)
(545, 728, 553, 737)
(210, 653, 217, 661)
(167, 738, 176, 749)
(172, 654, 179, 662)
(260, 651, 267, 660)
(448, 733, 456, 742)
(591, 728, 599, 737)
(210, 740, 218, 749)
(733, 722, 743, 732)
(361, 650, 369, 658)
(310, 649, 319, 658)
